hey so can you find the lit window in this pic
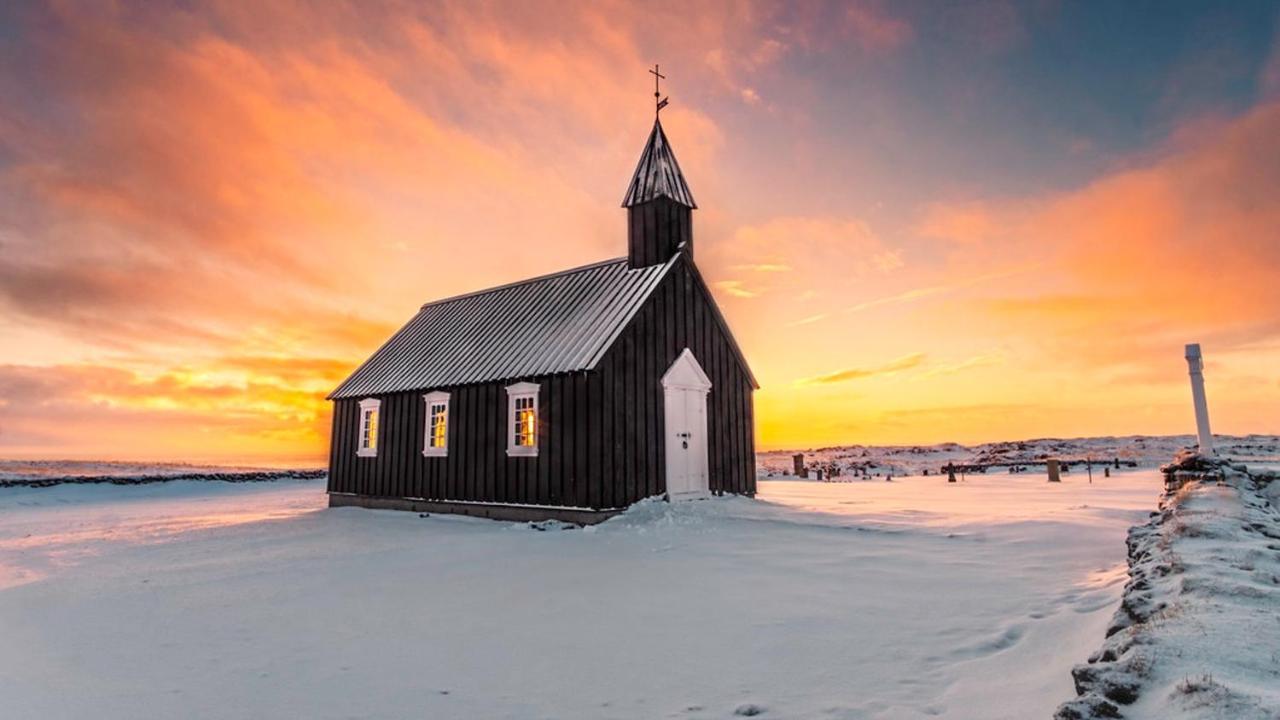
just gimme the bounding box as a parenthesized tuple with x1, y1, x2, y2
(422, 391, 450, 457)
(357, 398, 381, 457)
(505, 382, 540, 457)
(515, 397, 535, 446)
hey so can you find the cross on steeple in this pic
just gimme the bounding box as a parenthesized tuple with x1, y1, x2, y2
(649, 64, 669, 115)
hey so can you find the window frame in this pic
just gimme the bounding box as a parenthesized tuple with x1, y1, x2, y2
(422, 391, 450, 457)
(504, 382, 540, 457)
(357, 398, 381, 458)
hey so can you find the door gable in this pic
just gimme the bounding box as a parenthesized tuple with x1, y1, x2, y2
(662, 348, 712, 391)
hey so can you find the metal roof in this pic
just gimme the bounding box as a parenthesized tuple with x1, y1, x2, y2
(328, 256, 677, 399)
(621, 120, 696, 209)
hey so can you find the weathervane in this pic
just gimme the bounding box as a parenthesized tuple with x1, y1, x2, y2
(650, 63, 669, 116)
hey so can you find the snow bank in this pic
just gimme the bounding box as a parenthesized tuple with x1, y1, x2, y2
(1056, 455, 1280, 719)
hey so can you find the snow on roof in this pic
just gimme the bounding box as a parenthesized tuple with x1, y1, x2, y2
(328, 256, 677, 399)
(621, 119, 697, 209)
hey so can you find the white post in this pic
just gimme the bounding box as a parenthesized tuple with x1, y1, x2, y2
(1184, 343, 1214, 455)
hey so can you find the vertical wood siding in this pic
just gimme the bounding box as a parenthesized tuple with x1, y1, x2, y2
(593, 255, 756, 504)
(326, 254, 756, 509)
(628, 198, 692, 268)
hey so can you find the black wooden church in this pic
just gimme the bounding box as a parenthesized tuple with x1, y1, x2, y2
(326, 102, 757, 523)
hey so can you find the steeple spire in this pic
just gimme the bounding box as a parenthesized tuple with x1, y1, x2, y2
(623, 68, 697, 268)
(621, 120, 696, 209)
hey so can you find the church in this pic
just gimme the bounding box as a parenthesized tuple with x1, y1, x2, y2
(326, 87, 757, 523)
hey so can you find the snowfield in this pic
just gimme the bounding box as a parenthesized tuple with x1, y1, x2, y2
(1, 471, 1163, 719)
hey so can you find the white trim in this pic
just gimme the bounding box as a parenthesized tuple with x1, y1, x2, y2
(505, 382, 540, 457)
(661, 348, 713, 391)
(357, 398, 381, 458)
(422, 391, 450, 457)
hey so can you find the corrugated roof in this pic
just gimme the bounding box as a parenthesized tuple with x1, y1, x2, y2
(621, 119, 696, 209)
(328, 256, 677, 399)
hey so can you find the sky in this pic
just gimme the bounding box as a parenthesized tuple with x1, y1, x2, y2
(1, 0, 1279, 464)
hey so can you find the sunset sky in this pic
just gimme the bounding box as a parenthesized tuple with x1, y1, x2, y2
(1, 0, 1279, 464)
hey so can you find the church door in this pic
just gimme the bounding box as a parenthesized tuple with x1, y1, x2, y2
(662, 349, 712, 499)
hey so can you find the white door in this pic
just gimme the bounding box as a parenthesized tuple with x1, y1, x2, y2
(662, 349, 712, 499)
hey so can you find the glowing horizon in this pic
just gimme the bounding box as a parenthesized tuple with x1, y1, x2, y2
(2, 1, 1279, 463)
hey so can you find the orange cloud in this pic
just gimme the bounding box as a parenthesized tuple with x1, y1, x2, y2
(714, 280, 759, 299)
(715, 216, 903, 281)
(0, 361, 340, 463)
(919, 352, 1005, 378)
(797, 353, 926, 386)
(0, 0, 807, 461)
(924, 101, 1280, 369)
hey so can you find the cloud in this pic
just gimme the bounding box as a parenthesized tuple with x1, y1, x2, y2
(0, 360, 344, 462)
(704, 216, 905, 328)
(870, 249, 904, 273)
(920, 352, 1005, 378)
(923, 101, 1280, 369)
(789, 313, 829, 327)
(3, 1, 1278, 458)
(806, 265, 1036, 318)
(796, 353, 926, 386)
(0, 0, 801, 461)
(714, 280, 758, 298)
(1262, 25, 1280, 99)
(842, 4, 914, 53)
(0, 0, 761, 357)
(915, 203, 1005, 246)
(717, 216, 902, 280)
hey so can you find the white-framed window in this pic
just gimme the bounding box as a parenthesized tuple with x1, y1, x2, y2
(422, 391, 450, 457)
(505, 382, 540, 457)
(357, 398, 381, 457)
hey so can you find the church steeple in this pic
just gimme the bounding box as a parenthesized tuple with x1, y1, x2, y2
(622, 117, 696, 268)
(621, 119, 697, 210)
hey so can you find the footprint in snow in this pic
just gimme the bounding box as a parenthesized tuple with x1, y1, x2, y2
(947, 623, 1027, 660)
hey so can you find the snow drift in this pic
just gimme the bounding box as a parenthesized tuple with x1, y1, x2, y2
(1056, 454, 1280, 719)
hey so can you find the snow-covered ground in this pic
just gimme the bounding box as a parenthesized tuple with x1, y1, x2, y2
(1, 471, 1162, 719)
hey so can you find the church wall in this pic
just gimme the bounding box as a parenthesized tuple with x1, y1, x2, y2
(326, 254, 757, 513)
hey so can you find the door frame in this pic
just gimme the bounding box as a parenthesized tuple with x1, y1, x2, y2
(662, 348, 712, 499)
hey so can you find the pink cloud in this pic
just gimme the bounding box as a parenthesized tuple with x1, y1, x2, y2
(843, 4, 914, 53)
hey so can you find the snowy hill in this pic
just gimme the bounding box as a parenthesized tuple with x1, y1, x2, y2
(758, 435, 1280, 479)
